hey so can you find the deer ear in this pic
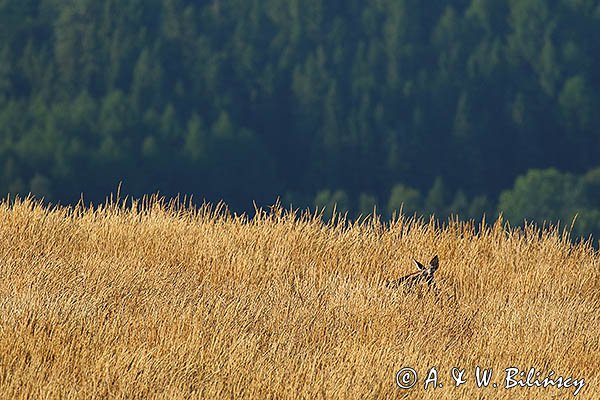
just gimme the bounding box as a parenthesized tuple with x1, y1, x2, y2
(429, 255, 439, 271)
(413, 259, 425, 270)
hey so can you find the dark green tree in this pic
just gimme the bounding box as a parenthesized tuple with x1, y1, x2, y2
(498, 168, 583, 225)
(387, 184, 422, 217)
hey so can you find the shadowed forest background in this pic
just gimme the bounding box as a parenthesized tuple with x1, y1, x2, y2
(0, 0, 599, 239)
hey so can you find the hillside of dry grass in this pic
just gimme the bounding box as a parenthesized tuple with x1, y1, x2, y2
(0, 196, 598, 399)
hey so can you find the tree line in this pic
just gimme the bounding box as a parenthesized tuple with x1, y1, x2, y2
(0, 0, 598, 239)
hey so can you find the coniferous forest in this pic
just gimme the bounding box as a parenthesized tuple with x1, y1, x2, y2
(0, 0, 599, 239)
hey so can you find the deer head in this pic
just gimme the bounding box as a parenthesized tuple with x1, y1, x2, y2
(387, 255, 439, 290)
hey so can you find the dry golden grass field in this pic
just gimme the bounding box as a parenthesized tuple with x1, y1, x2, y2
(0, 195, 598, 399)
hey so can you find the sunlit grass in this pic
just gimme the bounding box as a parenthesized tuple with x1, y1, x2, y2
(0, 195, 598, 399)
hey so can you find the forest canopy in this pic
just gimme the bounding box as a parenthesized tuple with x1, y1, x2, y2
(0, 0, 598, 239)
